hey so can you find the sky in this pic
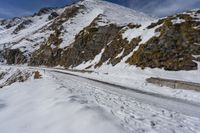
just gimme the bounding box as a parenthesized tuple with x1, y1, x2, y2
(0, 0, 200, 18)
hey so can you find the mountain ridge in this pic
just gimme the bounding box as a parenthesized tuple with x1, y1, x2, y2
(0, 0, 200, 72)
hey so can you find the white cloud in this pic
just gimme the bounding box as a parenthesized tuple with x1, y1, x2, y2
(127, 0, 200, 17)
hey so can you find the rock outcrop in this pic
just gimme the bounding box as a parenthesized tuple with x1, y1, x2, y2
(127, 11, 200, 70)
(0, 0, 200, 71)
(2, 49, 27, 64)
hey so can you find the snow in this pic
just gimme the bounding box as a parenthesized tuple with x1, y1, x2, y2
(115, 49, 125, 58)
(0, 0, 155, 53)
(80, 0, 155, 26)
(0, 15, 49, 45)
(0, 3, 200, 132)
(171, 18, 185, 24)
(59, 0, 155, 48)
(0, 65, 200, 133)
(59, 7, 103, 48)
(122, 22, 161, 43)
(193, 55, 200, 58)
(74, 48, 105, 69)
(0, 14, 53, 54)
(59, 61, 200, 104)
(0, 66, 125, 133)
(186, 9, 200, 20)
(50, 44, 57, 49)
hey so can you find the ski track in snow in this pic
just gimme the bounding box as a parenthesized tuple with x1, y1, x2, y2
(1, 66, 200, 133)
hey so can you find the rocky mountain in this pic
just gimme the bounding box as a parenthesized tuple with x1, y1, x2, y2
(0, 0, 200, 71)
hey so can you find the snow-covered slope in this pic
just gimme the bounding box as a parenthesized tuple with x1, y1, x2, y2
(59, 0, 154, 48)
(0, 1, 200, 88)
(80, 0, 154, 25)
(0, 11, 54, 54)
(0, 66, 200, 133)
(0, 2, 200, 132)
(0, 0, 154, 53)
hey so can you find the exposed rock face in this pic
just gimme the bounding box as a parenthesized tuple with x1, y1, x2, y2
(30, 45, 63, 67)
(13, 19, 33, 34)
(29, 29, 63, 66)
(48, 4, 84, 32)
(2, 49, 27, 64)
(0, 51, 4, 63)
(48, 12, 59, 20)
(0, 72, 6, 80)
(1, 0, 200, 72)
(60, 24, 122, 68)
(127, 12, 200, 71)
(33, 7, 55, 16)
(0, 69, 32, 88)
(97, 29, 141, 67)
(0, 17, 23, 29)
(29, 4, 85, 67)
(16, 10, 200, 71)
(30, 22, 122, 67)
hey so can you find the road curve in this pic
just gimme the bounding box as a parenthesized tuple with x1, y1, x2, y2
(46, 68, 200, 118)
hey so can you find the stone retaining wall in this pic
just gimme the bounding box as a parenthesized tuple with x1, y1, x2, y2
(146, 77, 200, 91)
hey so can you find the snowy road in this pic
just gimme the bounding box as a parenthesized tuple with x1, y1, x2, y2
(0, 66, 200, 133)
(46, 70, 200, 133)
(48, 69, 200, 118)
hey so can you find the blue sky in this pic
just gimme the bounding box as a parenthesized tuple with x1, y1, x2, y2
(0, 0, 200, 18)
